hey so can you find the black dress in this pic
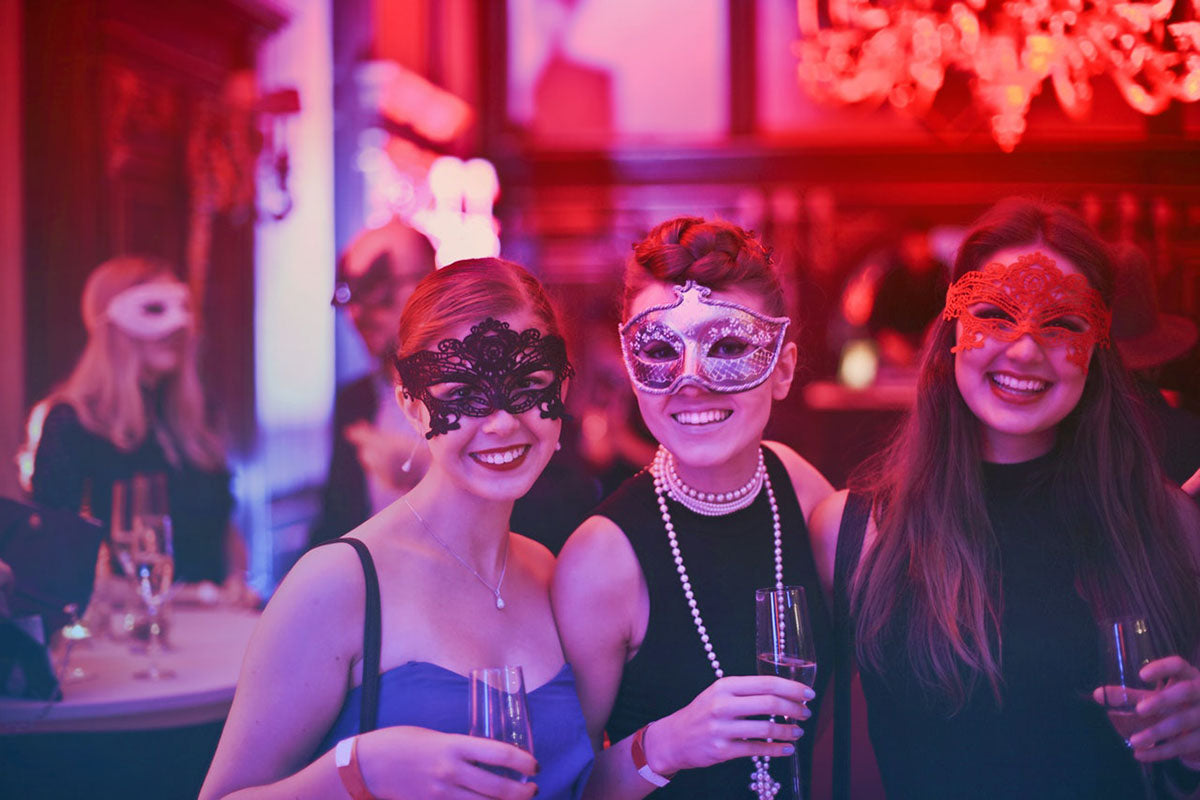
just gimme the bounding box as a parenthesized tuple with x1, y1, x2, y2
(597, 447, 832, 799)
(31, 403, 234, 583)
(858, 453, 1145, 800)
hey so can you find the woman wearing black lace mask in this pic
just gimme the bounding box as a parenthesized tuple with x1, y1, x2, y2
(202, 259, 593, 800)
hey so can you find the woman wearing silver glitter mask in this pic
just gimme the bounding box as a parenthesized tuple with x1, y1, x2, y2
(554, 217, 836, 799)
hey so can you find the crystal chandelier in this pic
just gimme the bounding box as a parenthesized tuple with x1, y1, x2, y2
(795, 0, 1200, 151)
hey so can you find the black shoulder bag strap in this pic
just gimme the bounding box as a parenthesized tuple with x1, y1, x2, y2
(833, 491, 871, 800)
(318, 536, 383, 733)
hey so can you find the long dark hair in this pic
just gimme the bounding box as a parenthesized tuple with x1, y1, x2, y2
(853, 198, 1200, 710)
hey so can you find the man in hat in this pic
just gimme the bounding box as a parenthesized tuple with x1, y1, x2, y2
(308, 218, 437, 549)
(1111, 242, 1200, 487)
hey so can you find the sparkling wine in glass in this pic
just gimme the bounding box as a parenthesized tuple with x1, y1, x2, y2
(1099, 615, 1161, 798)
(110, 479, 138, 578)
(469, 665, 534, 782)
(756, 585, 816, 800)
(131, 474, 175, 680)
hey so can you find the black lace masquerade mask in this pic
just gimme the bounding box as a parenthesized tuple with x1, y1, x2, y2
(394, 318, 574, 438)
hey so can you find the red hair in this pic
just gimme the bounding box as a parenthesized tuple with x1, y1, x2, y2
(395, 258, 565, 376)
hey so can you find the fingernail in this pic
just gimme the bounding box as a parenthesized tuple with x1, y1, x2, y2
(789, 725, 802, 739)
(782, 744, 795, 755)
(802, 688, 816, 700)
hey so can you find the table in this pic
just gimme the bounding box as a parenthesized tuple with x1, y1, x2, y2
(0, 606, 260, 800)
(1, 605, 261, 733)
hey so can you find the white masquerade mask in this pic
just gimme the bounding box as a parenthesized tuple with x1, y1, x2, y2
(619, 281, 790, 394)
(106, 282, 193, 340)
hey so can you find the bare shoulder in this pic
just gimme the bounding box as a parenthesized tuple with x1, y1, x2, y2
(552, 515, 643, 639)
(808, 489, 850, 593)
(554, 515, 640, 591)
(259, 542, 367, 648)
(763, 440, 836, 517)
(511, 533, 556, 584)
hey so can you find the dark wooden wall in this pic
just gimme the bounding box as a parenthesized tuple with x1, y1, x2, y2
(21, 0, 285, 456)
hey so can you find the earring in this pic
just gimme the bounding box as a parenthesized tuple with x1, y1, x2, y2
(554, 441, 562, 452)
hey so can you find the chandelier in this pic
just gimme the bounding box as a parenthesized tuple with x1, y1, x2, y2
(795, 0, 1200, 150)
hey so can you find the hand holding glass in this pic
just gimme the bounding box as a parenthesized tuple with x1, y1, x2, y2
(1099, 616, 1162, 746)
(756, 586, 816, 800)
(469, 665, 534, 782)
(1099, 616, 1163, 799)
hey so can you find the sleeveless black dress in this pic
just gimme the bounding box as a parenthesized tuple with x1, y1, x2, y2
(858, 453, 1146, 799)
(597, 447, 832, 799)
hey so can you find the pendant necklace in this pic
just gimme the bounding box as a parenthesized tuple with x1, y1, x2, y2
(651, 446, 784, 799)
(404, 497, 509, 609)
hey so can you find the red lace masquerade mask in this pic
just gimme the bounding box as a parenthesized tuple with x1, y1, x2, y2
(943, 252, 1111, 369)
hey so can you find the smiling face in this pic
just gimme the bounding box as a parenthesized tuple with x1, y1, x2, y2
(398, 308, 566, 502)
(950, 246, 1110, 462)
(624, 281, 795, 481)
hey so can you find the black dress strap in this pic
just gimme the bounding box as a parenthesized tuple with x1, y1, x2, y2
(832, 491, 871, 800)
(318, 536, 382, 733)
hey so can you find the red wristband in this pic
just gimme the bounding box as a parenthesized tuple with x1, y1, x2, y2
(631, 723, 674, 787)
(334, 736, 377, 800)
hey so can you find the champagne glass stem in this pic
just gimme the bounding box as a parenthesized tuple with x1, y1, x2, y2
(790, 748, 804, 800)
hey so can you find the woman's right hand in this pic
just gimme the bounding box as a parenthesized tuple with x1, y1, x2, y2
(642, 675, 813, 776)
(358, 726, 538, 800)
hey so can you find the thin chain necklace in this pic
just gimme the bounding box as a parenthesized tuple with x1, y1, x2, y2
(651, 446, 784, 800)
(404, 497, 509, 609)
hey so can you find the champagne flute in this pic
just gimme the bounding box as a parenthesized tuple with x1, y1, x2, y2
(756, 586, 816, 800)
(131, 474, 175, 679)
(1099, 615, 1161, 798)
(110, 479, 137, 579)
(469, 665, 534, 782)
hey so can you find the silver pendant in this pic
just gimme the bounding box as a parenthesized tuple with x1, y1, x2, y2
(496, 595, 506, 609)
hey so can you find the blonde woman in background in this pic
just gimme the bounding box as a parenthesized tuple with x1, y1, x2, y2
(20, 254, 252, 601)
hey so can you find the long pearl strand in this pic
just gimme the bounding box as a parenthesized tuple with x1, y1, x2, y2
(651, 446, 784, 800)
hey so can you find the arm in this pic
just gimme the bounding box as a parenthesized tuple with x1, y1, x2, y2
(29, 404, 86, 511)
(201, 545, 537, 800)
(199, 545, 367, 799)
(553, 517, 812, 800)
(807, 490, 850, 605)
(1092, 490, 1200, 779)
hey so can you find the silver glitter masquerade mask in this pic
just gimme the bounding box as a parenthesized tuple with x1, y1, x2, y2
(619, 281, 790, 394)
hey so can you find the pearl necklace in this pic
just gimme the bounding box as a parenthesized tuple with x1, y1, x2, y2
(404, 498, 509, 609)
(651, 446, 784, 800)
(661, 448, 766, 516)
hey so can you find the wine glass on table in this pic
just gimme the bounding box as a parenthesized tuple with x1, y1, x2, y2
(130, 474, 175, 679)
(1099, 615, 1161, 798)
(756, 585, 816, 800)
(469, 665, 534, 782)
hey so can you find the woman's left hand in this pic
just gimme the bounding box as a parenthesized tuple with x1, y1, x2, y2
(1099, 655, 1200, 770)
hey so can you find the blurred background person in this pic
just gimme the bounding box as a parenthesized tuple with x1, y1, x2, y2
(309, 217, 438, 548)
(18, 255, 252, 602)
(308, 217, 600, 554)
(865, 219, 950, 370)
(1110, 241, 1200, 487)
